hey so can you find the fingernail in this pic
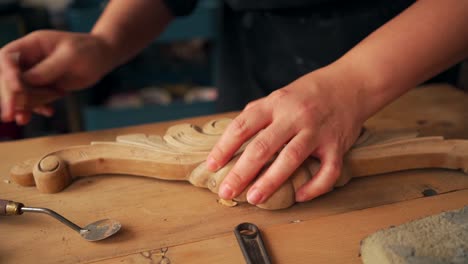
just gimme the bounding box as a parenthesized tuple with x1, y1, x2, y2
(219, 184, 234, 199)
(43, 109, 53, 117)
(206, 156, 219, 171)
(295, 192, 307, 202)
(2, 112, 12, 123)
(15, 114, 26, 126)
(247, 189, 264, 205)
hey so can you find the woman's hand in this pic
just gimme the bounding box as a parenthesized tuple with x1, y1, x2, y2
(206, 67, 366, 204)
(206, 0, 468, 206)
(0, 30, 115, 124)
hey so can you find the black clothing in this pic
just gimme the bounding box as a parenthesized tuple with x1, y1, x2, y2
(162, 0, 197, 16)
(163, 0, 459, 112)
(163, 0, 412, 14)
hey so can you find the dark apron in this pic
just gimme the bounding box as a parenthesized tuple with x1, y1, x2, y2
(216, 0, 460, 111)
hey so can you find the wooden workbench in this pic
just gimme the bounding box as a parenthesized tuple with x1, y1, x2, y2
(1, 84, 467, 264)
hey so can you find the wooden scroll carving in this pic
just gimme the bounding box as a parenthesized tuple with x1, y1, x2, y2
(10, 118, 468, 210)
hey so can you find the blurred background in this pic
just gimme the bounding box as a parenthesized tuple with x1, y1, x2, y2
(0, 0, 466, 142)
(0, 0, 221, 141)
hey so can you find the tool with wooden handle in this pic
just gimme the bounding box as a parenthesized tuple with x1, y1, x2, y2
(0, 199, 121, 241)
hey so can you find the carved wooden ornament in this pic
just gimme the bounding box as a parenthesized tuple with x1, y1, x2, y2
(10, 118, 468, 210)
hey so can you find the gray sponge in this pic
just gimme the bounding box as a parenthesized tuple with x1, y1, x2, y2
(360, 206, 468, 264)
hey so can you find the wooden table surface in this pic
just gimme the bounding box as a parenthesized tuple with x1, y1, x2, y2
(1, 84, 467, 264)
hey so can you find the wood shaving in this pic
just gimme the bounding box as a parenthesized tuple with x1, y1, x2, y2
(160, 257, 171, 264)
(217, 198, 238, 207)
(140, 251, 151, 258)
(3, 179, 10, 184)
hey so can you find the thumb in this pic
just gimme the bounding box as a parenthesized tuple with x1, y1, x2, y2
(23, 45, 72, 86)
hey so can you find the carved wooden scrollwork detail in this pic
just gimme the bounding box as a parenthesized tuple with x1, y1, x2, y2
(10, 118, 468, 210)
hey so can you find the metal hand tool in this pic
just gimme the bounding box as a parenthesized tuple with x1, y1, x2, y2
(234, 222, 272, 264)
(0, 199, 121, 241)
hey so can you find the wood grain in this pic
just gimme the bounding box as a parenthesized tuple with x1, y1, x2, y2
(8, 114, 468, 210)
(99, 189, 468, 264)
(0, 84, 467, 263)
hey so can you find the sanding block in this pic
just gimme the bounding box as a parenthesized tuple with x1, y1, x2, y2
(361, 206, 468, 264)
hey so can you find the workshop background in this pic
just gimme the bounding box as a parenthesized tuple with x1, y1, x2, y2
(0, 0, 467, 141)
(0, 0, 220, 141)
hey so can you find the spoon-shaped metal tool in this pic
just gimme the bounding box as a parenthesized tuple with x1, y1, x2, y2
(1, 199, 121, 241)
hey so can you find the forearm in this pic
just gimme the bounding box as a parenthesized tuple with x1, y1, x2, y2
(325, 0, 468, 122)
(91, 0, 173, 68)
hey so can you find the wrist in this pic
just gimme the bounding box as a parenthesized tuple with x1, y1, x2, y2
(316, 57, 398, 124)
(89, 0, 173, 70)
(89, 32, 124, 71)
(308, 63, 371, 126)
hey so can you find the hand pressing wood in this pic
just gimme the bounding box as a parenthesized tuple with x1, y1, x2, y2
(9, 118, 468, 210)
